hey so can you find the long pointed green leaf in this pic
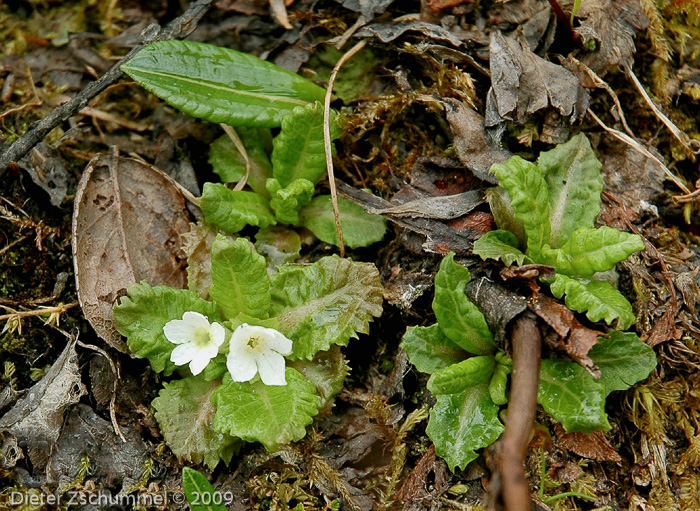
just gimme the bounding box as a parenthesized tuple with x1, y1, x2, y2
(122, 41, 326, 127)
(432, 253, 495, 355)
(209, 236, 271, 320)
(537, 134, 603, 247)
(491, 156, 551, 259)
(271, 102, 341, 187)
(550, 274, 636, 329)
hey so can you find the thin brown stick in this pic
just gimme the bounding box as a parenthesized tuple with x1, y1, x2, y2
(323, 40, 367, 257)
(489, 313, 541, 511)
(0, 0, 215, 176)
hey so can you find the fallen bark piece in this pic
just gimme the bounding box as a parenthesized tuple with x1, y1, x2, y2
(72, 148, 190, 351)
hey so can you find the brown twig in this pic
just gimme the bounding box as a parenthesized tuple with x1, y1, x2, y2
(488, 312, 541, 511)
(0, 0, 215, 177)
(323, 40, 367, 257)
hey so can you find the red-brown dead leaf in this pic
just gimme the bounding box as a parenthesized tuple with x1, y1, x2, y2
(72, 148, 190, 351)
(554, 424, 622, 463)
(531, 295, 603, 377)
(500, 264, 556, 281)
(641, 302, 683, 348)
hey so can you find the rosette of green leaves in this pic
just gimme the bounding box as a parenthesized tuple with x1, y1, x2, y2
(401, 253, 656, 471)
(114, 236, 382, 468)
(122, 41, 386, 249)
(473, 134, 645, 329)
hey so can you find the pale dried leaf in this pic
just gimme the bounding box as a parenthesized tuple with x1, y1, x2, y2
(72, 151, 190, 351)
(0, 340, 86, 467)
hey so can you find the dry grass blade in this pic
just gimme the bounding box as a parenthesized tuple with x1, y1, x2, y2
(625, 64, 700, 155)
(323, 39, 367, 258)
(221, 123, 251, 192)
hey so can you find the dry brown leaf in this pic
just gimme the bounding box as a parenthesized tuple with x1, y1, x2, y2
(531, 295, 603, 377)
(0, 339, 86, 467)
(72, 149, 190, 352)
(554, 424, 622, 463)
(485, 31, 588, 133)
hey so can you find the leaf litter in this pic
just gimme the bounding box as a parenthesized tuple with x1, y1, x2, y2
(2, 0, 700, 509)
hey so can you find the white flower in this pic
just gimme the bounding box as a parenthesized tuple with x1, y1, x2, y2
(163, 311, 226, 375)
(226, 323, 293, 386)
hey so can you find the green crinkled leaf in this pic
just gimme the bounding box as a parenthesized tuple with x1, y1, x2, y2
(433, 253, 495, 355)
(537, 133, 604, 248)
(298, 195, 387, 249)
(209, 236, 271, 320)
(550, 226, 645, 276)
(427, 355, 495, 395)
(153, 375, 240, 469)
(200, 183, 276, 233)
(473, 230, 529, 266)
(589, 331, 657, 396)
(538, 359, 610, 433)
(400, 324, 469, 374)
(270, 256, 383, 360)
(208, 128, 272, 198)
(550, 274, 636, 329)
(113, 282, 222, 375)
(491, 156, 550, 259)
(121, 41, 325, 128)
(212, 368, 322, 451)
(271, 102, 341, 187)
(289, 345, 349, 415)
(255, 226, 301, 269)
(182, 468, 228, 511)
(267, 178, 315, 224)
(426, 383, 505, 471)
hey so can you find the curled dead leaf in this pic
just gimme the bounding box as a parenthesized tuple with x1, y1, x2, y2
(72, 148, 190, 351)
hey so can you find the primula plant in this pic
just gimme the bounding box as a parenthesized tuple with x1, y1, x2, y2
(474, 134, 645, 329)
(121, 40, 386, 249)
(114, 236, 383, 468)
(110, 41, 388, 467)
(401, 134, 658, 471)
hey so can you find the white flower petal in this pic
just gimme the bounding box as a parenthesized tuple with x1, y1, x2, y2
(209, 322, 227, 348)
(182, 311, 212, 329)
(263, 329, 293, 355)
(189, 354, 210, 375)
(163, 319, 199, 345)
(170, 343, 197, 366)
(226, 341, 257, 382)
(255, 350, 287, 386)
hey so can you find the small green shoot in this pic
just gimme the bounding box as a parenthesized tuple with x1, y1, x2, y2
(182, 467, 229, 511)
